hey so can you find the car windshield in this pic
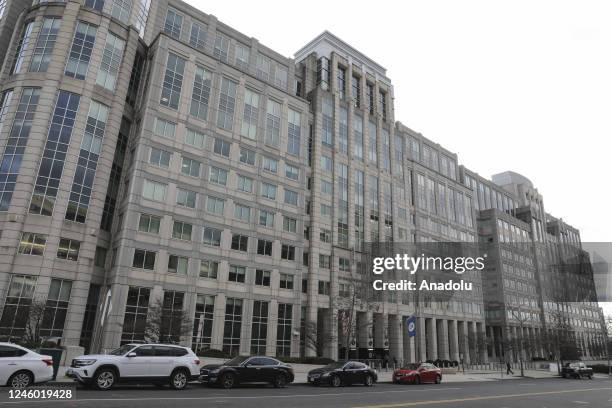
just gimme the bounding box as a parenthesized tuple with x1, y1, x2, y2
(322, 362, 346, 370)
(224, 356, 249, 366)
(402, 364, 420, 370)
(109, 344, 136, 356)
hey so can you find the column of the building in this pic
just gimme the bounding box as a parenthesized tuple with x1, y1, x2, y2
(478, 322, 488, 363)
(426, 318, 438, 360)
(265, 299, 279, 356)
(489, 326, 497, 360)
(417, 316, 427, 362)
(458, 320, 470, 364)
(469, 321, 478, 363)
(437, 318, 449, 360)
(449, 320, 460, 362)
(389, 314, 403, 367)
(210, 293, 226, 350)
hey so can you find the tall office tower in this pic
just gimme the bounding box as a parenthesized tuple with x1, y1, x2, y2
(0, 0, 605, 362)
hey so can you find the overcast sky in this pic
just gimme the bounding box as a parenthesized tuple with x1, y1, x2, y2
(187, 0, 611, 244)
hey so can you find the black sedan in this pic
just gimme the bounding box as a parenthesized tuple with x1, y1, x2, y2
(561, 362, 594, 379)
(199, 356, 294, 389)
(307, 361, 377, 387)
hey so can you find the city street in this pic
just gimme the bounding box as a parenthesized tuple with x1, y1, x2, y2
(1, 377, 612, 408)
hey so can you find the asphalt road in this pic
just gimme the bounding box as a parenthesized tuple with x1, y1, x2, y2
(1, 377, 612, 408)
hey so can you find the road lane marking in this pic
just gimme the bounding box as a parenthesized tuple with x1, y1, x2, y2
(571, 402, 589, 405)
(0, 387, 463, 405)
(351, 387, 612, 408)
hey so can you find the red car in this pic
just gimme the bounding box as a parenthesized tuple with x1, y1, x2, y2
(393, 363, 442, 384)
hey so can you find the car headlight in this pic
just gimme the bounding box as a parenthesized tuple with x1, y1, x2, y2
(321, 372, 330, 377)
(74, 359, 96, 367)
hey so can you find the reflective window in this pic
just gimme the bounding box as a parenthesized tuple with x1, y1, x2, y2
(29, 18, 61, 73)
(96, 32, 124, 91)
(217, 77, 236, 130)
(11, 21, 34, 75)
(164, 7, 182, 39)
(65, 21, 97, 80)
(160, 53, 185, 110)
(190, 66, 212, 120)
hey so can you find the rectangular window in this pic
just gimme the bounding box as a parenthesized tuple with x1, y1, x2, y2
(284, 189, 298, 205)
(209, 166, 228, 185)
(379, 90, 387, 120)
(206, 196, 225, 215)
(121, 287, 149, 344)
(338, 107, 348, 154)
(275, 66, 288, 89)
(40, 279, 72, 338)
(320, 229, 331, 243)
(199, 260, 218, 279)
(29, 91, 81, 216)
(287, 109, 301, 155)
(110, 0, 130, 23)
(138, 213, 161, 234)
(237, 175, 253, 194)
(320, 155, 332, 172)
(281, 244, 295, 261)
(276, 303, 292, 356)
(66, 100, 110, 222)
(11, 21, 34, 75)
(0, 88, 39, 211)
(255, 269, 271, 286)
(261, 182, 277, 199)
(353, 114, 363, 159)
(239, 147, 256, 165)
(17, 232, 46, 255)
(84, 0, 104, 11)
(96, 32, 124, 91)
(160, 53, 186, 110)
(192, 294, 214, 352)
(321, 97, 333, 146)
(318, 280, 330, 295)
(337, 66, 346, 99)
(319, 254, 331, 269)
(57, 238, 80, 261)
(231, 234, 248, 251)
(234, 203, 251, 221)
(285, 164, 299, 181)
(65, 21, 97, 80)
(250, 300, 268, 355)
(142, 179, 167, 201)
(154, 117, 176, 138)
(367, 83, 374, 114)
(217, 77, 237, 130)
(259, 210, 274, 227)
(181, 156, 201, 177)
(164, 8, 183, 39)
(351, 75, 360, 107)
(235, 43, 250, 70)
(228, 265, 246, 283)
(94, 247, 107, 267)
(132, 249, 156, 270)
(0, 275, 37, 338)
(283, 216, 296, 233)
(189, 22, 206, 50)
(368, 121, 378, 163)
(176, 188, 197, 208)
(185, 128, 205, 148)
(172, 220, 192, 241)
(222, 297, 243, 355)
(29, 18, 61, 72)
(168, 255, 188, 274)
(241, 89, 259, 139)
(190, 66, 212, 120)
(202, 227, 222, 246)
(213, 33, 229, 62)
(262, 156, 278, 173)
(133, 0, 151, 38)
(257, 239, 272, 256)
(256, 53, 271, 80)
(280, 273, 294, 289)
(213, 138, 231, 157)
(265, 100, 281, 147)
(149, 147, 172, 169)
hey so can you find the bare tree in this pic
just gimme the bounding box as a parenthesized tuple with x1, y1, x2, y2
(303, 320, 335, 357)
(144, 298, 192, 344)
(22, 299, 47, 347)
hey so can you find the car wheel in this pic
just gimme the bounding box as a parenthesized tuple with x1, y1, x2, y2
(170, 369, 189, 390)
(94, 368, 116, 391)
(435, 375, 442, 384)
(588, 374, 593, 380)
(273, 373, 287, 388)
(330, 375, 341, 387)
(413, 376, 420, 385)
(364, 375, 374, 387)
(220, 373, 235, 389)
(8, 371, 33, 388)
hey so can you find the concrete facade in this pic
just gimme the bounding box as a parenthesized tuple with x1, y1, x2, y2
(0, 0, 606, 363)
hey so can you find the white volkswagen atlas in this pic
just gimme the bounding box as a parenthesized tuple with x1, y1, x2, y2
(0, 343, 54, 388)
(66, 344, 201, 390)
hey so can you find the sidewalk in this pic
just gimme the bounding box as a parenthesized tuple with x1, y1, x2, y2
(53, 362, 565, 384)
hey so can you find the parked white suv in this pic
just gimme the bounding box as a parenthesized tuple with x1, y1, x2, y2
(0, 343, 54, 388)
(66, 344, 200, 390)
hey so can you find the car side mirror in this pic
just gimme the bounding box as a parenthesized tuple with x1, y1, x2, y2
(127, 352, 137, 357)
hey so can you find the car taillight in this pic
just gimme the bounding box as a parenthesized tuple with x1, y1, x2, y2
(194, 359, 200, 365)
(43, 359, 53, 367)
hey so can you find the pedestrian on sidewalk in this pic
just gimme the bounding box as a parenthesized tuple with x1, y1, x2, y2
(506, 361, 514, 375)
